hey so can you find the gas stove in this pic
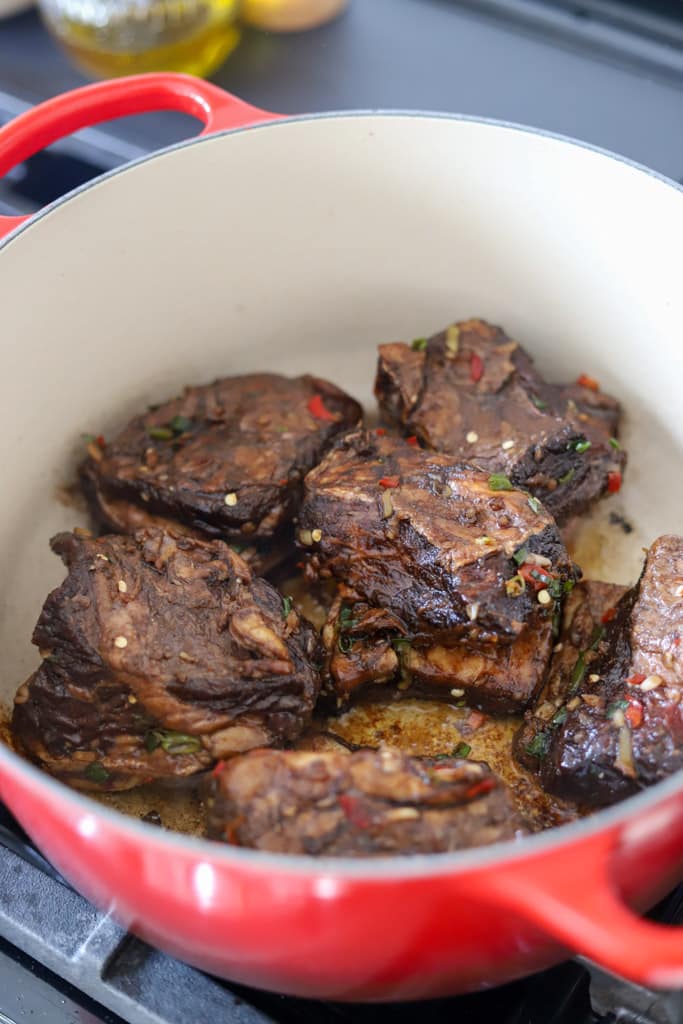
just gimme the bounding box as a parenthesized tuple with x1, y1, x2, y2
(3, 801, 683, 1024)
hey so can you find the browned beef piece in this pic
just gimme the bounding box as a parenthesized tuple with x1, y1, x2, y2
(375, 319, 625, 523)
(12, 529, 320, 792)
(514, 579, 627, 771)
(518, 536, 683, 806)
(299, 430, 576, 646)
(80, 373, 362, 554)
(322, 590, 553, 713)
(206, 746, 527, 855)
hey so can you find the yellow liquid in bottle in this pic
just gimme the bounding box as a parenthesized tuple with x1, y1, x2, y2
(41, 0, 241, 78)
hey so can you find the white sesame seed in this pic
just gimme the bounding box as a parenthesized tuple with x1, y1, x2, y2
(467, 603, 480, 621)
(311, 528, 323, 543)
(117, 580, 128, 594)
(675, 584, 683, 598)
(128, 695, 137, 704)
(450, 688, 465, 698)
(640, 675, 663, 692)
(664, 651, 675, 668)
(588, 673, 601, 683)
(466, 431, 479, 444)
(501, 439, 515, 451)
(224, 492, 238, 506)
(537, 589, 552, 606)
(114, 636, 128, 649)
(553, 642, 564, 653)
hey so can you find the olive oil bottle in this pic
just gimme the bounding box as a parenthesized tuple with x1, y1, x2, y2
(39, 0, 241, 78)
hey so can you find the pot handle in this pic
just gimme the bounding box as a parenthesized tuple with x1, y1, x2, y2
(0, 72, 280, 241)
(489, 830, 683, 988)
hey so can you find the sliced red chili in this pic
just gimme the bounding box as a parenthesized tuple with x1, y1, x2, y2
(625, 699, 643, 729)
(211, 760, 226, 778)
(467, 710, 487, 730)
(518, 562, 557, 591)
(96, 435, 106, 448)
(470, 352, 484, 383)
(607, 470, 622, 494)
(627, 673, 646, 686)
(379, 475, 400, 489)
(278, 477, 288, 486)
(307, 394, 337, 421)
(406, 435, 419, 446)
(339, 794, 371, 829)
(601, 607, 617, 624)
(465, 778, 496, 800)
(375, 427, 387, 436)
(577, 373, 600, 391)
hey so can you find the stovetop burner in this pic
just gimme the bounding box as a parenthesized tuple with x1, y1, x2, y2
(2, 800, 683, 1024)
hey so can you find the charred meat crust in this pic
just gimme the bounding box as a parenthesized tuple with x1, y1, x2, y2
(322, 591, 553, 714)
(299, 430, 576, 645)
(12, 528, 321, 791)
(80, 373, 362, 545)
(375, 319, 625, 523)
(518, 536, 683, 806)
(206, 746, 527, 855)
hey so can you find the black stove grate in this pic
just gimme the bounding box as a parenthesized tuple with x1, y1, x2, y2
(8, 798, 682, 1024)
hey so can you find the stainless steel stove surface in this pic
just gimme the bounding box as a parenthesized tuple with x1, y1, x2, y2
(1, 2, 683, 1020)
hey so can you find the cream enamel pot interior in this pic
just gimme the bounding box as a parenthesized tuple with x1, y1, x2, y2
(0, 74, 682, 1000)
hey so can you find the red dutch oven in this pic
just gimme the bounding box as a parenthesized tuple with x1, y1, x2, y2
(0, 73, 682, 1001)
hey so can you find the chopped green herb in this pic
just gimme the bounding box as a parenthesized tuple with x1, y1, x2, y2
(571, 439, 592, 454)
(411, 337, 427, 351)
(338, 634, 354, 654)
(512, 546, 530, 566)
(527, 495, 542, 514)
(282, 596, 293, 619)
(454, 699, 467, 708)
(531, 394, 548, 410)
(85, 761, 109, 784)
(558, 468, 575, 486)
(505, 574, 526, 598)
(551, 706, 568, 727)
(590, 626, 605, 650)
(170, 414, 193, 434)
(525, 732, 550, 759)
(569, 652, 586, 693)
(148, 426, 174, 441)
(391, 637, 412, 652)
(609, 437, 621, 450)
(230, 544, 245, 554)
(488, 473, 513, 491)
(145, 730, 202, 755)
(607, 699, 629, 718)
(453, 742, 472, 758)
(339, 606, 358, 630)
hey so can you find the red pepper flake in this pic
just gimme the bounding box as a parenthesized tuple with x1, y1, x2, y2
(674, 638, 681, 647)
(307, 394, 337, 422)
(465, 778, 496, 800)
(96, 435, 106, 448)
(339, 794, 371, 829)
(607, 470, 622, 494)
(627, 673, 646, 686)
(211, 760, 226, 778)
(379, 475, 400, 489)
(295, 561, 305, 569)
(375, 427, 386, 436)
(470, 352, 484, 383)
(601, 607, 617, 624)
(406, 435, 419, 447)
(467, 710, 487, 731)
(577, 373, 600, 391)
(518, 563, 558, 591)
(625, 699, 644, 729)
(278, 478, 288, 486)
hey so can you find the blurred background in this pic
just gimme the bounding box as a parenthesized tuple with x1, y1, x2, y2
(0, 0, 682, 221)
